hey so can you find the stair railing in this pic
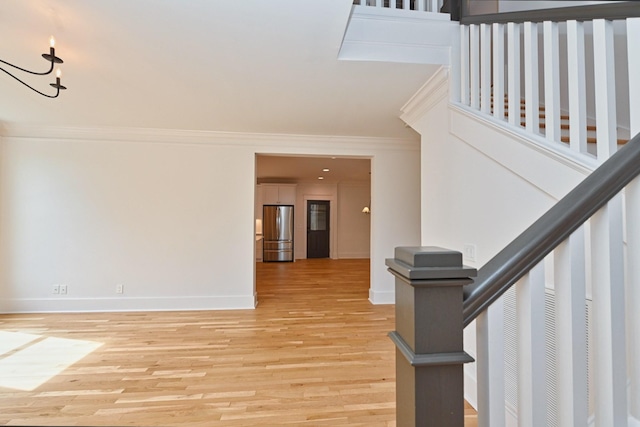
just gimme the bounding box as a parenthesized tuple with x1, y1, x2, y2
(387, 4, 640, 426)
(351, 0, 444, 14)
(458, 7, 640, 162)
(388, 130, 639, 426)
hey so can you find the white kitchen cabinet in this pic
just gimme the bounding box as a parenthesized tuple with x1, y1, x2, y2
(260, 184, 296, 205)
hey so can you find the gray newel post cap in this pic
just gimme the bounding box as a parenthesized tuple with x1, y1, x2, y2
(386, 246, 477, 280)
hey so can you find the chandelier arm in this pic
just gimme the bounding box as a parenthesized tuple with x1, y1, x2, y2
(0, 56, 55, 76)
(0, 67, 60, 98)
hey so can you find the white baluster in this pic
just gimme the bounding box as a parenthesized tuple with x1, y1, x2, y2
(403, 0, 410, 10)
(417, 0, 425, 12)
(591, 194, 628, 427)
(517, 263, 547, 427)
(567, 20, 588, 154)
(593, 19, 618, 162)
(480, 23, 492, 114)
(524, 22, 539, 134)
(492, 23, 505, 120)
(554, 231, 588, 427)
(431, 0, 439, 13)
(375, 0, 382, 8)
(470, 24, 480, 110)
(461, 25, 470, 106)
(626, 16, 640, 423)
(476, 300, 506, 427)
(507, 23, 521, 126)
(390, 0, 396, 9)
(543, 21, 561, 143)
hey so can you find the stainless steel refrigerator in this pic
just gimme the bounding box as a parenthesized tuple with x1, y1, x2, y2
(263, 205, 294, 262)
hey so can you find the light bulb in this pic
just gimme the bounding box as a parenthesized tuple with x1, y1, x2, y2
(56, 68, 62, 78)
(49, 36, 56, 48)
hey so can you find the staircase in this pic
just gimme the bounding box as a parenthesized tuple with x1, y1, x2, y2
(455, 11, 640, 427)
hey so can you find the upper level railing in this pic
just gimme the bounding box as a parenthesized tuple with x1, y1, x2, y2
(352, 0, 445, 14)
(458, 12, 639, 162)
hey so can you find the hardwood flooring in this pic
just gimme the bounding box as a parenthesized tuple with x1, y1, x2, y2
(0, 258, 477, 426)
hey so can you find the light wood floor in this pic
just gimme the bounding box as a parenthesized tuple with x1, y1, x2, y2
(0, 258, 477, 426)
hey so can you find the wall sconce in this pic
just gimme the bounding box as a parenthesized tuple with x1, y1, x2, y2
(0, 36, 67, 98)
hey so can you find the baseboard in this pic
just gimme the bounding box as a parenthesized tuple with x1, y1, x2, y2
(0, 295, 256, 314)
(464, 369, 478, 410)
(369, 289, 395, 305)
(338, 252, 370, 259)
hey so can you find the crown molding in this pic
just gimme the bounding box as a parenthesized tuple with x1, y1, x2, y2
(400, 66, 449, 127)
(1, 124, 419, 152)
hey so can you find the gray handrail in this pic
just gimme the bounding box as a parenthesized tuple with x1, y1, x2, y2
(460, 1, 640, 25)
(463, 134, 640, 327)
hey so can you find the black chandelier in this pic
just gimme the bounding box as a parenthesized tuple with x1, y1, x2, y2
(0, 36, 66, 98)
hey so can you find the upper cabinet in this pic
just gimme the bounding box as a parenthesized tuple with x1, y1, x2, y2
(261, 184, 296, 205)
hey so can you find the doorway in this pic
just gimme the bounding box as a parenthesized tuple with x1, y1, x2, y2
(306, 200, 330, 258)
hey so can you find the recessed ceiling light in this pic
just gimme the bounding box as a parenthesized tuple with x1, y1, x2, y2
(322, 168, 330, 172)
(318, 176, 324, 180)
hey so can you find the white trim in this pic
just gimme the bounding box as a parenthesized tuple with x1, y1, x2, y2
(1, 124, 419, 152)
(400, 66, 449, 127)
(0, 295, 256, 314)
(368, 288, 395, 304)
(337, 252, 370, 259)
(450, 103, 597, 174)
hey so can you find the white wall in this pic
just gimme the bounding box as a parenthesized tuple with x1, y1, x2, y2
(401, 67, 594, 408)
(337, 181, 371, 259)
(0, 126, 420, 312)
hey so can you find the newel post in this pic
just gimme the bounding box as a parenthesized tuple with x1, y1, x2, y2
(386, 247, 477, 427)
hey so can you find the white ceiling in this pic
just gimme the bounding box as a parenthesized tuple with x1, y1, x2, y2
(257, 155, 371, 184)
(0, 0, 438, 139)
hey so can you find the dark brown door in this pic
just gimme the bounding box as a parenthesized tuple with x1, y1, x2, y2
(307, 200, 330, 258)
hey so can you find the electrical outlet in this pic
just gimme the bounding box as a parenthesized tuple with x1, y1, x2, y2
(59, 284, 68, 295)
(116, 284, 124, 294)
(52, 284, 60, 295)
(463, 243, 477, 262)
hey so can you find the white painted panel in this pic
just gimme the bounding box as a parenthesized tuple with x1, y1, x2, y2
(476, 300, 506, 427)
(481, 23, 492, 114)
(507, 23, 521, 127)
(626, 16, 640, 423)
(492, 23, 505, 121)
(471, 24, 480, 110)
(554, 232, 588, 426)
(566, 20, 588, 154)
(591, 195, 628, 427)
(543, 21, 561, 143)
(524, 22, 540, 134)
(630, 18, 640, 136)
(516, 263, 547, 427)
(593, 19, 618, 162)
(461, 25, 471, 106)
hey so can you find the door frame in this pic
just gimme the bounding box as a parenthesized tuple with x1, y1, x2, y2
(302, 194, 337, 260)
